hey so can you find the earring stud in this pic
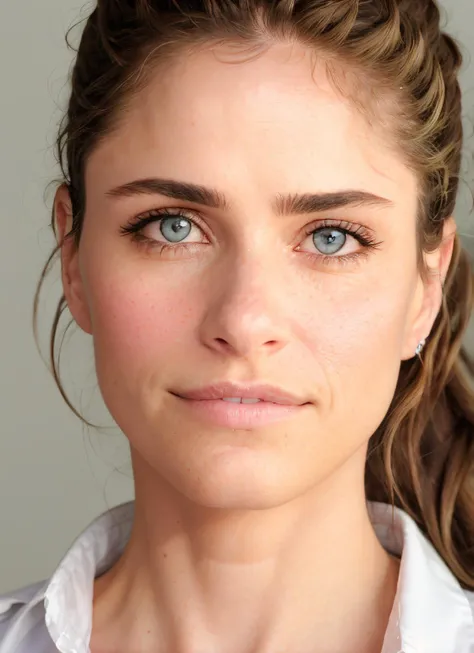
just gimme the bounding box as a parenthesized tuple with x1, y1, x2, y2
(415, 338, 426, 357)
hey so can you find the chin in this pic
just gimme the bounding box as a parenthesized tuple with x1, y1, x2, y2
(166, 450, 310, 510)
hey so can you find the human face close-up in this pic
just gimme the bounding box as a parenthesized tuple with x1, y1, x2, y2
(59, 42, 437, 511)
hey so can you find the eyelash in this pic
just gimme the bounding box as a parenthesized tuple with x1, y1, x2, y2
(119, 208, 383, 266)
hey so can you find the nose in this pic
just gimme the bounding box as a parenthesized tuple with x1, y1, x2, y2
(198, 257, 291, 360)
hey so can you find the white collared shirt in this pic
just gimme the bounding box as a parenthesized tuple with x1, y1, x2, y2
(1, 501, 473, 653)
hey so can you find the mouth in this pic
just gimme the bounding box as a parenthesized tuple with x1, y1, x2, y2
(173, 381, 309, 406)
(173, 395, 308, 429)
(171, 382, 311, 429)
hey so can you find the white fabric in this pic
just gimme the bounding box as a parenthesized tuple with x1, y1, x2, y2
(1, 500, 473, 653)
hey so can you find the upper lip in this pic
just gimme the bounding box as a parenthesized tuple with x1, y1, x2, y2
(174, 382, 309, 406)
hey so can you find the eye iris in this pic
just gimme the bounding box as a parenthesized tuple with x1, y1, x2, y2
(313, 228, 346, 255)
(160, 217, 192, 242)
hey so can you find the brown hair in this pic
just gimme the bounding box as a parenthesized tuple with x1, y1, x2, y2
(34, 0, 474, 588)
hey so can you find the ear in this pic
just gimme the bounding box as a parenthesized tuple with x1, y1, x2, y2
(54, 184, 93, 335)
(401, 216, 456, 360)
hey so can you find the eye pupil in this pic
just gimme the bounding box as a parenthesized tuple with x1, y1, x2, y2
(313, 228, 346, 255)
(171, 219, 186, 233)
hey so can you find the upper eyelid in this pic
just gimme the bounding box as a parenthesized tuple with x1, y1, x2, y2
(127, 207, 207, 232)
(303, 217, 375, 233)
(139, 207, 201, 220)
(133, 208, 372, 233)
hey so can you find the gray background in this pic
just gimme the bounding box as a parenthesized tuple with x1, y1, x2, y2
(0, 0, 473, 594)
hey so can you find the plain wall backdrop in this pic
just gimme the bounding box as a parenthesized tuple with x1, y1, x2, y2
(1, 0, 473, 594)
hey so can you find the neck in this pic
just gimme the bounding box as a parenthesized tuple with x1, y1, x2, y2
(91, 448, 399, 653)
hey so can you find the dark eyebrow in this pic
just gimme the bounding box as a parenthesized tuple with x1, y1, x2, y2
(106, 178, 229, 210)
(106, 177, 393, 213)
(274, 190, 393, 215)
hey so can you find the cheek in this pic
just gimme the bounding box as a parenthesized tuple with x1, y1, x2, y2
(81, 254, 203, 389)
(299, 275, 409, 353)
(294, 269, 416, 426)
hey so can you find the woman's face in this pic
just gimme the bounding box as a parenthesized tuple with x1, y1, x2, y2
(60, 42, 442, 508)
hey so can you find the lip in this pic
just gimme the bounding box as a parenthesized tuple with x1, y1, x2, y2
(171, 382, 311, 429)
(174, 382, 309, 406)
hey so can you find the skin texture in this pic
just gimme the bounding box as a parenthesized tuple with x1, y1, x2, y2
(56, 41, 456, 653)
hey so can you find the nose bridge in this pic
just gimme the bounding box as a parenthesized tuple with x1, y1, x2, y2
(199, 245, 291, 357)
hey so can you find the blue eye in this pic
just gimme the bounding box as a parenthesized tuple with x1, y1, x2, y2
(160, 217, 192, 242)
(313, 228, 346, 255)
(121, 210, 382, 265)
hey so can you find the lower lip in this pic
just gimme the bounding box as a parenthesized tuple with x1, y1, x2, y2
(173, 395, 307, 429)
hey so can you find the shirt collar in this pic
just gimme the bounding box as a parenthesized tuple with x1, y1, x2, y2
(45, 503, 134, 653)
(3, 500, 474, 653)
(368, 502, 474, 653)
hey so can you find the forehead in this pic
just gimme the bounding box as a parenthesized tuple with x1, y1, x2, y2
(87, 42, 416, 205)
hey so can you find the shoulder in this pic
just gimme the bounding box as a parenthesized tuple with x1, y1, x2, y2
(0, 580, 48, 649)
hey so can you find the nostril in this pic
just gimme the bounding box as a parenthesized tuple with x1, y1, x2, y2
(264, 340, 280, 348)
